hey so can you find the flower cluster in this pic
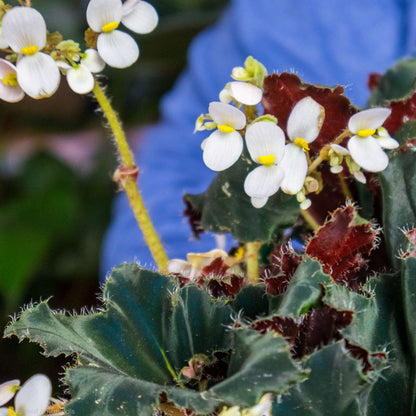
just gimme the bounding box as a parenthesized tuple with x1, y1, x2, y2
(196, 59, 398, 209)
(0, 374, 51, 416)
(0, 0, 157, 101)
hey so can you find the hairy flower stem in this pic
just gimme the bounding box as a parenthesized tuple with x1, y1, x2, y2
(307, 129, 351, 175)
(92, 80, 168, 272)
(245, 241, 262, 284)
(337, 172, 353, 201)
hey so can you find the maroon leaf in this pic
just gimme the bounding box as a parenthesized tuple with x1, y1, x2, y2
(367, 73, 382, 91)
(261, 244, 302, 295)
(385, 91, 416, 135)
(305, 205, 379, 284)
(262, 73, 357, 152)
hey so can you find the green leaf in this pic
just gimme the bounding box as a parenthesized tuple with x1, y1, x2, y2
(278, 258, 331, 316)
(379, 122, 416, 270)
(368, 58, 416, 106)
(184, 153, 300, 242)
(274, 342, 371, 416)
(5, 264, 306, 415)
(323, 275, 412, 415)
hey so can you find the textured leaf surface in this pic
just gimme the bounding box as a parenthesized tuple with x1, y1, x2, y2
(273, 342, 370, 416)
(184, 153, 300, 242)
(6, 264, 306, 415)
(379, 122, 416, 270)
(278, 258, 331, 316)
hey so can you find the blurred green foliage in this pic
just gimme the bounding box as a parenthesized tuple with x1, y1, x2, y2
(0, 0, 228, 389)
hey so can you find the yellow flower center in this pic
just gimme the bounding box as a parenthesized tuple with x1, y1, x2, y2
(294, 137, 310, 152)
(101, 21, 119, 33)
(217, 124, 235, 133)
(357, 128, 376, 137)
(8, 406, 17, 416)
(21, 45, 39, 55)
(2, 72, 18, 86)
(258, 154, 275, 166)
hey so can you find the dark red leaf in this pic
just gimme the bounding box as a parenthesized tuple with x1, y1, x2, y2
(305, 205, 379, 285)
(262, 73, 357, 153)
(385, 91, 416, 135)
(367, 73, 382, 91)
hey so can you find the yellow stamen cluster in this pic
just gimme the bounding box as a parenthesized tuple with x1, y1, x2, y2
(357, 128, 376, 137)
(258, 154, 275, 166)
(2, 72, 18, 86)
(8, 406, 17, 416)
(294, 137, 310, 152)
(101, 21, 119, 33)
(21, 45, 39, 55)
(217, 124, 235, 133)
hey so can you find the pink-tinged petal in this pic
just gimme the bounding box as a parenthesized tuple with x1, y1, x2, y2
(16, 53, 60, 99)
(66, 64, 94, 94)
(229, 81, 262, 105)
(245, 121, 285, 163)
(208, 102, 246, 130)
(15, 374, 51, 416)
(86, 0, 122, 32)
(347, 135, 389, 172)
(287, 96, 324, 143)
(121, 0, 158, 34)
(2, 7, 46, 52)
(97, 30, 139, 68)
(0, 379, 20, 406)
(0, 59, 24, 103)
(250, 196, 269, 209)
(82, 49, 105, 73)
(279, 143, 308, 194)
(244, 164, 284, 198)
(202, 130, 243, 171)
(348, 107, 391, 133)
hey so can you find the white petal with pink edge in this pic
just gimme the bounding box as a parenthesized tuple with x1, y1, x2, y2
(0, 59, 24, 103)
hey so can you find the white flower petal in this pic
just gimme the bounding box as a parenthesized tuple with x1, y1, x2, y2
(0, 380, 20, 406)
(219, 87, 232, 104)
(0, 28, 9, 49)
(245, 121, 285, 163)
(347, 135, 389, 172)
(121, 0, 158, 34)
(330, 165, 343, 174)
(287, 96, 324, 143)
(0, 59, 24, 103)
(82, 48, 105, 73)
(244, 165, 284, 198)
(202, 130, 243, 171)
(16, 53, 60, 99)
(300, 198, 312, 210)
(97, 30, 139, 68)
(331, 143, 349, 155)
(354, 172, 367, 183)
(0, 408, 9, 416)
(250, 196, 269, 208)
(348, 108, 391, 133)
(229, 81, 262, 105)
(86, 0, 122, 32)
(376, 136, 399, 149)
(66, 64, 94, 94)
(167, 259, 192, 277)
(15, 374, 51, 416)
(279, 143, 308, 194)
(2, 7, 47, 52)
(208, 102, 246, 130)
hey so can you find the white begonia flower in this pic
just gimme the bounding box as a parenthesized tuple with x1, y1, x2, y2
(0, 374, 51, 416)
(0, 59, 24, 102)
(1, 7, 60, 99)
(202, 102, 246, 171)
(219, 81, 263, 106)
(0, 380, 20, 407)
(244, 121, 286, 208)
(347, 107, 399, 172)
(279, 97, 325, 195)
(64, 49, 105, 94)
(86, 0, 158, 69)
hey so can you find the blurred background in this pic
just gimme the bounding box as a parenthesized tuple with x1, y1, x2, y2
(0, 0, 228, 392)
